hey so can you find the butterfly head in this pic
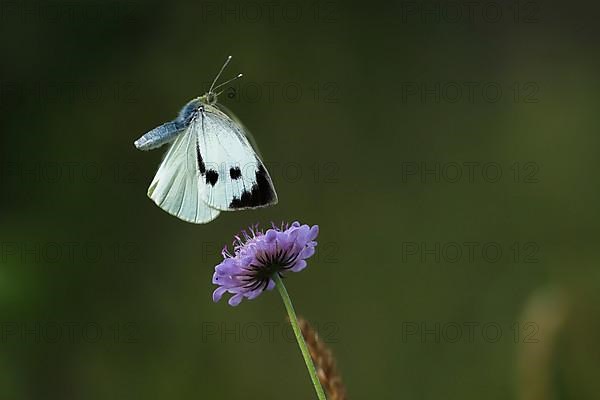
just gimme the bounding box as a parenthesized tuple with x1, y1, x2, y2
(201, 91, 218, 105)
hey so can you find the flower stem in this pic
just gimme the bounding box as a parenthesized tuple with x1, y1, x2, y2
(274, 274, 327, 400)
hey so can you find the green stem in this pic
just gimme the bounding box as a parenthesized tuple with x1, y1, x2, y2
(274, 274, 327, 400)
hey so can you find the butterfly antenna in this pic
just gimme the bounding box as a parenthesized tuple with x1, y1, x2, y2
(209, 55, 232, 93)
(213, 73, 243, 93)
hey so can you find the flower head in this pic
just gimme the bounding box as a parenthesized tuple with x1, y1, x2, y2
(212, 221, 319, 306)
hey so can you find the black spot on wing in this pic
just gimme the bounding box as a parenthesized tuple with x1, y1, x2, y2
(206, 170, 218, 186)
(196, 139, 206, 174)
(229, 165, 276, 209)
(229, 167, 242, 180)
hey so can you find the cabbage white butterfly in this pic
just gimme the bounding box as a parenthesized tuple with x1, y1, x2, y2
(134, 56, 278, 223)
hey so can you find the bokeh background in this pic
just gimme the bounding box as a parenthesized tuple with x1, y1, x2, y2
(1, 1, 599, 399)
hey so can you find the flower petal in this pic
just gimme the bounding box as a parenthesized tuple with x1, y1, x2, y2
(299, 246, 315, 259)
(308, 225, 319, 241)
(291, 259, 307, 272)
(246, 288, 263, 299)
(212, 287, 228, 303)
(265, 229, 277, 242)
(228, 293, 244, 307)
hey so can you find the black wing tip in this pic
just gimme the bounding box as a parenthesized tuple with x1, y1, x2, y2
(228, 165, 278, 209)
(228, 194, 278, 210)
(228, 188, 278, 209)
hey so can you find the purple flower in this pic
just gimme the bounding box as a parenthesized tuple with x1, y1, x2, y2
(212, 221, 319, 306)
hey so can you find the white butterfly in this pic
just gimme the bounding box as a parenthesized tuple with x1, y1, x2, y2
(134, 56, 278, 223)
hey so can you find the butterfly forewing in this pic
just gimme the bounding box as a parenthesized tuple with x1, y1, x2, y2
(194, 105, 278, 211)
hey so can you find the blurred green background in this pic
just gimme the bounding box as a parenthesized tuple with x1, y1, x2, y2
(1, 1, 599, 399)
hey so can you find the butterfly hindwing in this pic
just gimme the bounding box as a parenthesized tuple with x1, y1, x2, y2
(194, 105, 278, 211)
